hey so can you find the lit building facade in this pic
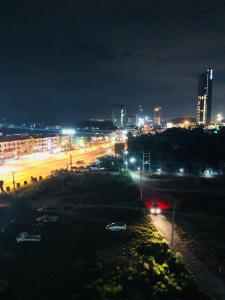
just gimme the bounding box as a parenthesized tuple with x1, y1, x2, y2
(127, 115, 136, 127)
(112, 105, 126, 128)
(196, 68, 213, 125)
(154, 106, 161, 126)
(0, 135, 61, 159)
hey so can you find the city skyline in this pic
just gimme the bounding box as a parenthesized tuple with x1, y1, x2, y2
(0, 3, 225, 299)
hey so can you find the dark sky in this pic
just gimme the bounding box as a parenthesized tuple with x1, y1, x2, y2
(0, 0, 225, 124)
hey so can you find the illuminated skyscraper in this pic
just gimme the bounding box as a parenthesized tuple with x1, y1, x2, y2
(196, 68, 213, 125)
(154, 106, 161, 126)
(112, 105, 126, 128)
(135, 105, 144, 127)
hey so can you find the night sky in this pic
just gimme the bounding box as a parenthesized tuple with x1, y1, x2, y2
(0, 0, 225, 124)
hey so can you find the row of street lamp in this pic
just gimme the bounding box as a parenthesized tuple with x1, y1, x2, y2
(123, 153, 216, 178)
(123, 150, 176, 254)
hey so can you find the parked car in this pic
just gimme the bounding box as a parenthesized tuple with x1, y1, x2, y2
(37, 206, 57, 214)
(106, 222, 126, 231)
(150, 202, 161, 215)
(36, 215, 58, 223)
(16, 232, 41, 243)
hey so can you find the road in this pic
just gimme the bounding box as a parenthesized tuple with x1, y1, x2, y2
(131, 171, 225, 300)
(0, 143, 113, 191)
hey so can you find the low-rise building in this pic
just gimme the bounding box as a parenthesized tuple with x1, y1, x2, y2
(0, 134, 62, 159)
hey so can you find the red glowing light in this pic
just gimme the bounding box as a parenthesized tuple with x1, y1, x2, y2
(143, 198, 171, 210)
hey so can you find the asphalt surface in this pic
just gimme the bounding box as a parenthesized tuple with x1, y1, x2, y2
(130, 171, 225, 300)
(0, 143, 113, 190)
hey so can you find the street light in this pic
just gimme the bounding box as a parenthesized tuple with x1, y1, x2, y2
(61, 128, 76, 135)
(157, 168, 162, 174)
(179, 168, 184, 175)
(61, 128, 76, 169)
(129, 157, 136, 164)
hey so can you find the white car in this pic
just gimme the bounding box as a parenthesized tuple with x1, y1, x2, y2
(150, 202, 161, 215)
(16, 232, 41, 243)
(37, 206, 57, 213)
(106, 222, 126, 231)
(36, 215, 58, 223)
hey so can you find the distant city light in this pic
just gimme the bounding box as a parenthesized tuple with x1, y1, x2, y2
(209, 69, 213, 79)
(137, 117, 144, 127)
(129, 157, 136, 163)
(157, 168, 162, 174)
(204, 168, 213, 177)
(216, 113, 222, 123)
(166, 122, 173, 128)
(61, 128, 76, 135)
(183, 120, 190, 127)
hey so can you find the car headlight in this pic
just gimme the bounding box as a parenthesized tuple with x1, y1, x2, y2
(150, 208, 155, 214)
(156, 208, 161, 214)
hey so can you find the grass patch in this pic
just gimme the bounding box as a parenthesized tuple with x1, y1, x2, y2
(0, 173, 212, 299)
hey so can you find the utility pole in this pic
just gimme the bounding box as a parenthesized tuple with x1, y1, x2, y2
(69, 134, 73, 170)
(142, 151, 151, 173)
(139, 170, 143, 201)
(70, 135, 73, 151)
(12, 171, 16, 192)
(171, 198, 176, 255)
(69, 153, 72, 170)
(123, 150, 128, 172)
(142, 151, 144, 171)
(125, 157, 128, 172)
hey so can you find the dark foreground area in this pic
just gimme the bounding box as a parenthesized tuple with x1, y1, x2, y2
(0, 173, 211, 299)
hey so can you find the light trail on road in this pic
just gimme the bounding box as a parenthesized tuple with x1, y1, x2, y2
(0, 144, 113, 190)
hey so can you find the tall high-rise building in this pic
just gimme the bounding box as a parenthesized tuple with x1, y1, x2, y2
(196, 68, 213, 125)
(135, 105, 144, 127)
(154, 106, 161, 126)
(112, 105, 126, 128)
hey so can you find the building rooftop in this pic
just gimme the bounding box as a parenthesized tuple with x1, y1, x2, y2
(0, 133, 59, 143)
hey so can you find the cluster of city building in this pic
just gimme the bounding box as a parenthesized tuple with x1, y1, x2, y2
(112, 68, 223, 130)
(0, 68, 222, 161)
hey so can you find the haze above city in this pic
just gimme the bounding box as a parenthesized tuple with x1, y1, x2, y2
(1, 0, 225, 123)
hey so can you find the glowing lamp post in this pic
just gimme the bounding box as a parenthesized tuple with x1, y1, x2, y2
(217, 113, 222, 123)
(129, 157, 142, 200)
(61, 128, 76, 135)
(123, 150, 129, 172)
(61, 128, 76, 169)
(129, 157, 136, 164)
(179, 168, 184, 175)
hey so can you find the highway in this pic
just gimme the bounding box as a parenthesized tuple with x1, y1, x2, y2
(0, 143, 113, 190)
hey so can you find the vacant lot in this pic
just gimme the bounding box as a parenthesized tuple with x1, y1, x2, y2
(0, 173, 211, 299)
